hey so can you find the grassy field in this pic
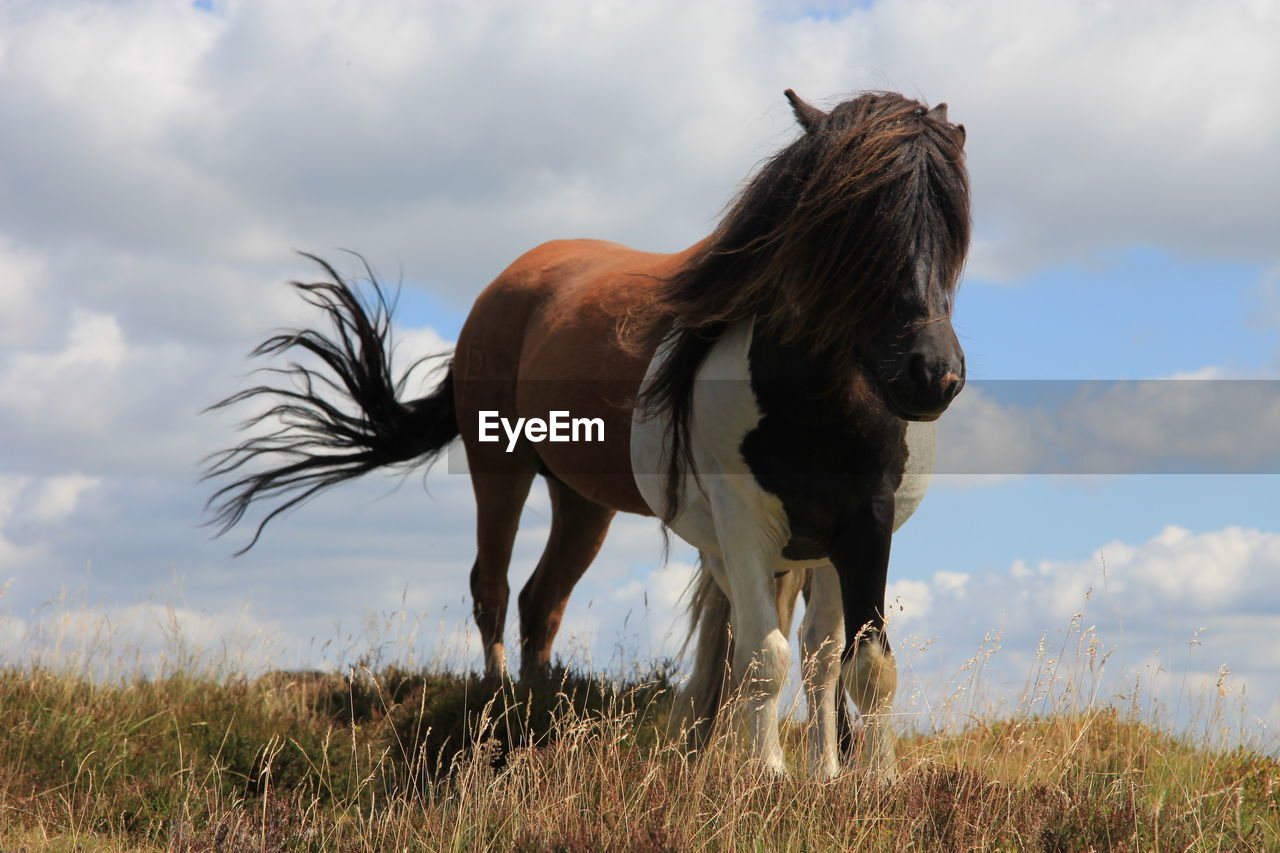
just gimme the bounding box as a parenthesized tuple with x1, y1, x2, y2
(1, 653, 1276, 852)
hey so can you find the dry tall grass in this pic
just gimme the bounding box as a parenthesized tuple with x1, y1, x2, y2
(0, 606, 1276, 851)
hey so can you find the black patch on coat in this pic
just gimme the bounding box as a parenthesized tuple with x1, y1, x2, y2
(738, 328, 908, 562)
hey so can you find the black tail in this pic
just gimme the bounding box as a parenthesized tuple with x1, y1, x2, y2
(203, 253, 459, 554)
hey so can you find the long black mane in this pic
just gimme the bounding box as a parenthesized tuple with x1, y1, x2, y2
(634, 91, 971, 520)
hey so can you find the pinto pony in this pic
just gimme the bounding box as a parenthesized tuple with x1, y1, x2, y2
(206, 90, 970, 777)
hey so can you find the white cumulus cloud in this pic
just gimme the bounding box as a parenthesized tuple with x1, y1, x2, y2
(890, 524, 1280, 731)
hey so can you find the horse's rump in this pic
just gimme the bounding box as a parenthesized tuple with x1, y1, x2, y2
(452, 238, 691, 513)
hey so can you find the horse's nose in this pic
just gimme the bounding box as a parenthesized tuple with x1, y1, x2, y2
(907, 353, 964, 404)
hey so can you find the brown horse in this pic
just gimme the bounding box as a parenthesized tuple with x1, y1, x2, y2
(206, 90, 970, 775)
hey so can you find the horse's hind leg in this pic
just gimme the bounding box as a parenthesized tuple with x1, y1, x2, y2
(470, 469, 537, 680)
(516, 476, 615, 681)
(671, 552, 732, 755)
(774, 568, 805, 642)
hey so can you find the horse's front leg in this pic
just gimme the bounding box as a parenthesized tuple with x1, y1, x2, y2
(799, 564, 844, 780)
(713, 492, 791, 775)
(830, 491, 899, 778)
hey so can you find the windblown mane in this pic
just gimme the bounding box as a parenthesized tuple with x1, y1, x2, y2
(634, 91, 971, 520)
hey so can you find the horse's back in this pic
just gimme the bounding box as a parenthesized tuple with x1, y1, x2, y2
(455, 239, 690, 513)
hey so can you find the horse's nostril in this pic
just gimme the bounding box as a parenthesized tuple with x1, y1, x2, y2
(939, 370, 961, 399)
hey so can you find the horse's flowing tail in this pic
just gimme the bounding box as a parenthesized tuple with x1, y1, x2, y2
(203, 254, 459, 554)
(672, 559, 733, 754)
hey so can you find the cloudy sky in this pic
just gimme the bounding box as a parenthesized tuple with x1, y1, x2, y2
(2, 0, 1278, 738)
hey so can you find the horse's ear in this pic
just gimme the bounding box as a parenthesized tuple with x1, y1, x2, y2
(784, 89, 826, 133)
(925, 102, 965, 147)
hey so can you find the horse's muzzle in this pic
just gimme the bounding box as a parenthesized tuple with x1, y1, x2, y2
(878, 325, 966, 420)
